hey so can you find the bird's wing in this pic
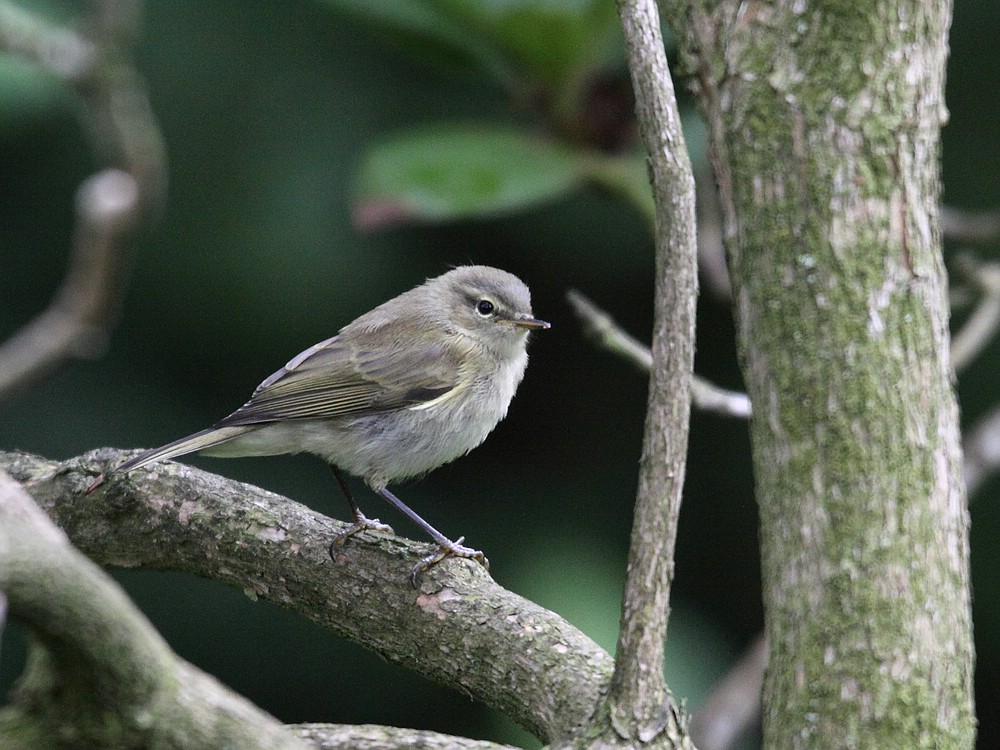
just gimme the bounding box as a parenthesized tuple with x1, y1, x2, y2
(214, 329, 469, 427)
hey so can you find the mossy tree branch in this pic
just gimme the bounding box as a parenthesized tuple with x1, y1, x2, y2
(0, 468, 311, 750)
(569, 0, 700, 747)
(1, 450, 612, 747)
(661, 1, 975, 747)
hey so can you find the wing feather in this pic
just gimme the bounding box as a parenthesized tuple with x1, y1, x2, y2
(214, 324, 469, 427)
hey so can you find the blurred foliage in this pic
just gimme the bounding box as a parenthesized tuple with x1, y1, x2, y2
(329, 0, 663, 231)
(323, 0, 629, 126)
(353, 125, 588, 226)
(1, 0, 998, 748)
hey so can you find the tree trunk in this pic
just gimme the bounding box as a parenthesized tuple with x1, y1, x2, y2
(667, 1, 976, 746)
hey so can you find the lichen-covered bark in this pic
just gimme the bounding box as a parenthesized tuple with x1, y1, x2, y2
(0, 450, 612, 745)
(664, 1, 975, 747)
(594, 0, 698, 746)
(0, 470, 312, 750)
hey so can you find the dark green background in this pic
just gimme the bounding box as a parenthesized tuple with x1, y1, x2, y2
(2, 2, 997, 747)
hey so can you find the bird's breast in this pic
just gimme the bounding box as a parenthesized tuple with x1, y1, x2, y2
(271, 347, 530, 488)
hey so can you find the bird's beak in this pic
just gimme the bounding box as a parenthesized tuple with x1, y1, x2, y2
(512, 316, 551, 330)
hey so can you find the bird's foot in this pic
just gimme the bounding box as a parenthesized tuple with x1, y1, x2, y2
(329, 513, 395, 557)
(410, 536, 490, 587)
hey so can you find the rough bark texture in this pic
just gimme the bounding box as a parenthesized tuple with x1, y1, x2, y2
(600, 0, 699, 745)
(0, 450, 612, 746)
(662, 1, 975, 747)
(0, 470, 312, 750)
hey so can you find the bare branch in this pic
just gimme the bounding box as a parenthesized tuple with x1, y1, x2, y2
(0, 0, 166, 402)
(1, 449, 612, 746)
(0, 468, 311, 750)
(291, 724, 518, 750)
(689, 635, 767, 750)
(696, 165, 731, 301)
(690, 378, 751, 420)
(566, 289, 654, 372)
(962, 404, 1000, 497)
(0, 1, 95, 77)
(582, 0, 699, 744)
(0, 170, 140, 396)
(949, 253, 1000, 373)
(941, 205, 1000, 245)
(567, 289, 750, 419)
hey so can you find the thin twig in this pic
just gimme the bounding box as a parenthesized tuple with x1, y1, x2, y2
(0, 590, 6, 660)
(962, 405, 1000, 497)
(689, 634, 767, 750)
(691, 378, 751, 419)
(0, 0, 166, 402)
(598, 0, 698, 743)
(0, 170, 140, 396)
(566, 289, 654, 371)
(696, 164, 732, 301)
(567, 289, 751, 419)
(949, 252, 1000, 373)
(941, 206, 1000, 245)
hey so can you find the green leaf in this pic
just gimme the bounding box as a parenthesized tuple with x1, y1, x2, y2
(320, 0, 623, 96)
(319, 0, 520, 85)
(436, 0, 623, 89)
(353, 125, 587, 228)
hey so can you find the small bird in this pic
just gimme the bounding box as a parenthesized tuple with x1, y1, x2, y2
(88, 266, 549, 584)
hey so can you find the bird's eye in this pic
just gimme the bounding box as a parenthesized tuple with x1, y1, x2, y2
(476, 299, 495, 317)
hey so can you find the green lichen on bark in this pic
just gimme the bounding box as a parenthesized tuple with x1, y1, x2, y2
(666, 0, 975, 747)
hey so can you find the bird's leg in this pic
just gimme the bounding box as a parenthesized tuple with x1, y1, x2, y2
(328, 466, 394, 553)
(375, 487, 490, 586)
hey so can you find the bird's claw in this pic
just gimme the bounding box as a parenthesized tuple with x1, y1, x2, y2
(410, 536, 490, 587)
(329, 513, 395, 558)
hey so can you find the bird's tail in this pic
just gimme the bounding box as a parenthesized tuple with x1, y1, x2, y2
(107, 425, 257, 476)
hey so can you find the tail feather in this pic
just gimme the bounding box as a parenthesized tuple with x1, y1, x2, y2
(112, 425, 257, 474)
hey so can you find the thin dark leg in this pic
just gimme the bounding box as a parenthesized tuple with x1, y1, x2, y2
(327, 466, 393, 558)
(377, 487, 490, 586)
(330, 465, 363, 522)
